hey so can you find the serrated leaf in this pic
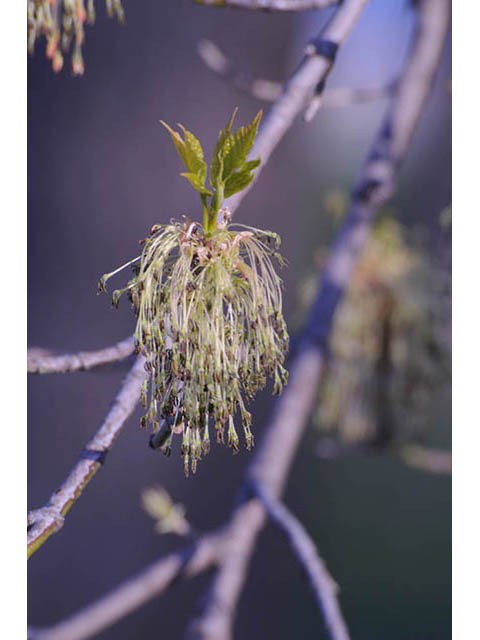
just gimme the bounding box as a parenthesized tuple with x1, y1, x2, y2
(210, 141, 226, 191)
(180, 173, 213, 196)
(243, 158, 261, 172)
(223, 156, 260, 198)
(225, 107, 238, 133)
(210, 108, 238, 189)
(160, 120, 190, 167)
(160, 120, 207, 186)
(221, 111, 262, 182)
(177, 124, 207, 184)
(224, 167, 256, 198)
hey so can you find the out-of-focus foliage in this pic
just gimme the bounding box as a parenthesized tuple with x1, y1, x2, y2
(141, 486, 191, 536)
(299, 194, 451, 449)
(27, 0, 124, 75)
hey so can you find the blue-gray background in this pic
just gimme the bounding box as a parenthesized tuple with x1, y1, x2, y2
(28, 1, 451, 638)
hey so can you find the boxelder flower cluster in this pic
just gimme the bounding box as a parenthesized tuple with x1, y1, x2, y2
(27, 0, 124, 75)
(99, 110, 289, 475)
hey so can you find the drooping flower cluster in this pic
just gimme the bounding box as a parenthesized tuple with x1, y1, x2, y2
(99, 111, 289, 475)
(100, 217, 288, 474)
(27, 0, 124, 75)
(297, 210, 451, 448)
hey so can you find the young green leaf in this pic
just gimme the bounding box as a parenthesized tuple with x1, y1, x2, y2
(225, 107, 238, 133)
(243, 158, 261, 172)
(224, 166, 256, 198)
(177, 124, 207, 184)
(160, 121, 207, 185)
(209, 108, 238, 190)
(210, 143, 226, 192)
(180, 172, 213, 196)
(221, 111, 262, 182)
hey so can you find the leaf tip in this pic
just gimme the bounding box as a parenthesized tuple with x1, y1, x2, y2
(227, 107, 239, 132)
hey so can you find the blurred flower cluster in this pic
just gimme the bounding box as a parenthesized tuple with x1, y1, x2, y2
(300, 201, 451, 448)
(27, 0, 124, 75)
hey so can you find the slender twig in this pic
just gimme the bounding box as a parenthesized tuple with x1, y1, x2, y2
(29, 0, 450, 635)
(399, 444, 452, 475)
(252, 480, 350, 640)
(29, 531, 222, 640)
(190, 1, 450, 637)
(193, 0, 339, 11)
(316, 439, 452, 476)
(28, 501, 258, 640)
(226, 0, 371, 213)
(27, 336, 135, 374)
(198, 38, 395, 106)
(27, 356, 146, 558)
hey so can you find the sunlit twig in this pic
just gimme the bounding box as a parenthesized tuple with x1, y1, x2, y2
(27, 336, 135, 374)
(252, 480, 350, 640)
(198, 38, 395, 107)
(28, 0, 450, 636)
(27, 356, 146, 558)
(193, 0, 339, 11)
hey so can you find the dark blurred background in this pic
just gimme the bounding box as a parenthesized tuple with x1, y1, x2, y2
(28, 1, 451, 638)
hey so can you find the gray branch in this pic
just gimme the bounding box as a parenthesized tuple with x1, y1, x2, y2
(198, 38, 395, 106)
(30, 531, 222, 640)
(28, 0, 450, 635)
(193, 0, 339, 11)
(225, 0, 371, 214)
(400, 445, 452, 475)
(27, 355, 146, 558)
(189, 1, 450, 637)
(28, 336, 135, 374)
(252, 481, 350, 640)
(28, 502, 257, 640)
(316, 440, 452, 476)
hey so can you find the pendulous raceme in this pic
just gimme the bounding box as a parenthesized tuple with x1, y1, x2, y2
(99, 111, 289, 475)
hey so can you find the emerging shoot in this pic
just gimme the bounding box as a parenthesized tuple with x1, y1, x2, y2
(99, 110, 289, 475)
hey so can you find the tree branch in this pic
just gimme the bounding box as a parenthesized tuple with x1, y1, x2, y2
(198, 38, 395, 106)
(28, 501, 259, 640)
(316, 439, 452, 476)
(225, 0, 371, 213)
(252, 480, 350, 640)
(189, 1, 450, 637)
(193, 0, 339, 11)
(27, 356, 146, 558)
(399, 444, 452, 475)
(29, 531, 222, 640)
(28, 0, 450, 635)
(27, 336, 135, 374)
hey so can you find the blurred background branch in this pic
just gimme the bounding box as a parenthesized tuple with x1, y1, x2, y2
(400, 444, 452, 475)
(192, 0, 339, 11)
(29, 530, 222, 640)
(226, 0, 371, 213)
(189, 0, 450, 637)
(316, 441, 452, 475)
(252, 480, 351, 640)
(198, 38, 396, 106)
